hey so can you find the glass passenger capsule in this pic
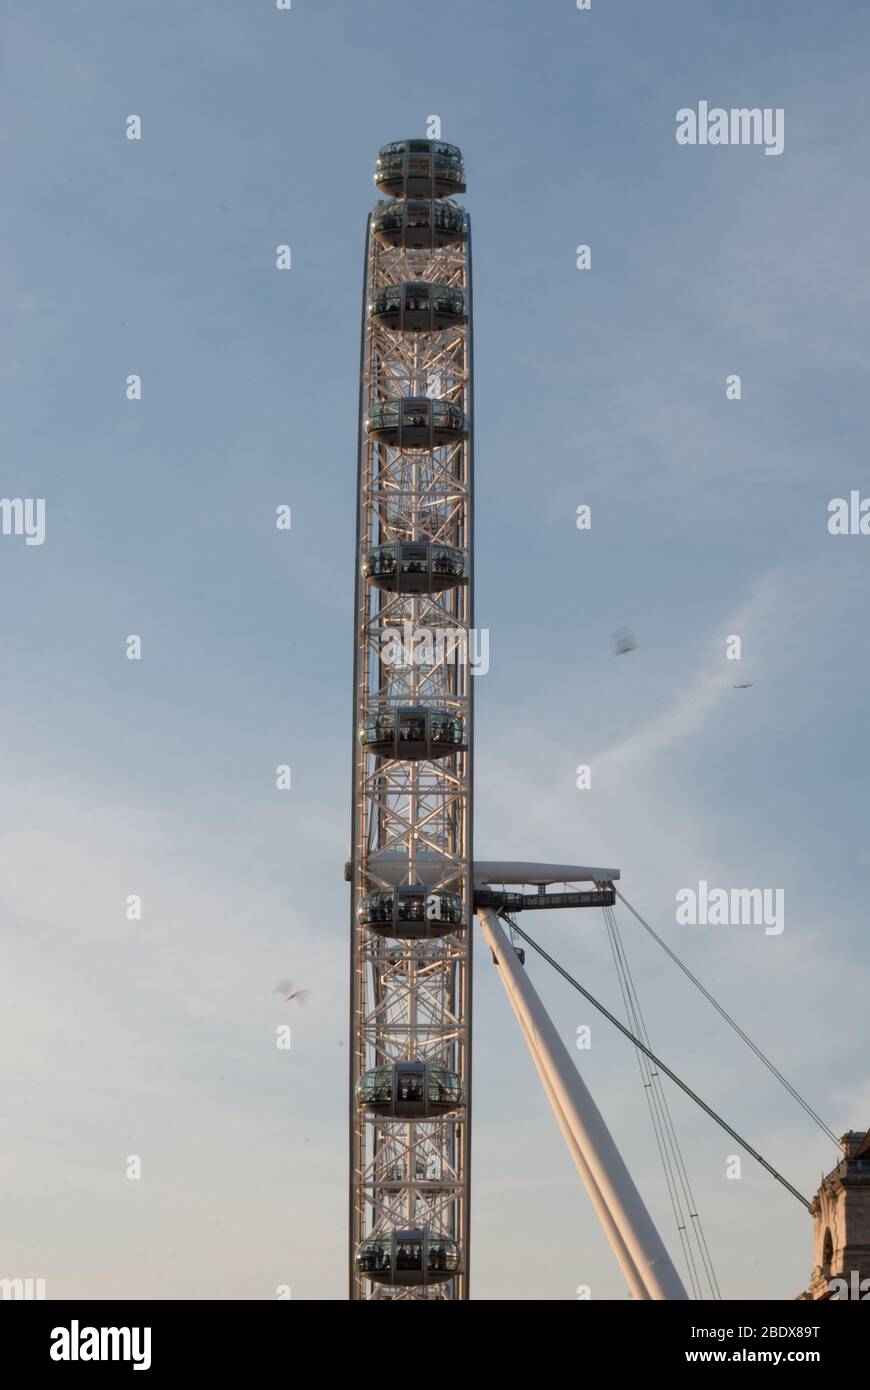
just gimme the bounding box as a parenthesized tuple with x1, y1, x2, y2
(369, 281, 467, 333)
(359, 707, 466, 760)
(366, 397, 467, 450)
(371, 198, 467, 252)
(358, 885, 465, 940)
(363, 541, 467, 594)
(355, 1229, 463, 1286)
(374, 139, 466, 198)
(356, 1061, 464, 1117)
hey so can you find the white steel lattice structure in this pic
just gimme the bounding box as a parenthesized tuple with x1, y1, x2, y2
(348, 139, 473, 1300)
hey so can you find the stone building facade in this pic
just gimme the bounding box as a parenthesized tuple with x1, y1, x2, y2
(799, 1128, 870, 1300)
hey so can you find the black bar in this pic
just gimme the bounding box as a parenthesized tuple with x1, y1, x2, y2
(2, 1297, 866, 1374)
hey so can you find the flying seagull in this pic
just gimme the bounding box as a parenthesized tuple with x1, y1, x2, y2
(611, 626, 638, 656)
(273, 980, 310, 1006)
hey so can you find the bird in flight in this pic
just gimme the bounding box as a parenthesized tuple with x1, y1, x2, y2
(273, 980, 310, 1006)
(733, 683, 753, 689)
(611, 626, 638, 656)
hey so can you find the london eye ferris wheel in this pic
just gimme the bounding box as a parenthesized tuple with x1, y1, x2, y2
(347, 138, 474, 1301)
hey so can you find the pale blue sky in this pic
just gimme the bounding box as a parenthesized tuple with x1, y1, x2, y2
(1, 0, 869, 1299)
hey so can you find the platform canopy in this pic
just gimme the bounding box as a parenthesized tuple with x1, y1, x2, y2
(355, 850, 619, 888)
(473, 860, 620, 885)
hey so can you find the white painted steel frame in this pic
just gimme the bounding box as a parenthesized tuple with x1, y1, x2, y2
(349, 210, 473, 1300)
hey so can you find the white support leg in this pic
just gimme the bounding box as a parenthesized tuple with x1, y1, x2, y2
(510, 989, 651, 1300)
(477, 907, 688, 1301)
